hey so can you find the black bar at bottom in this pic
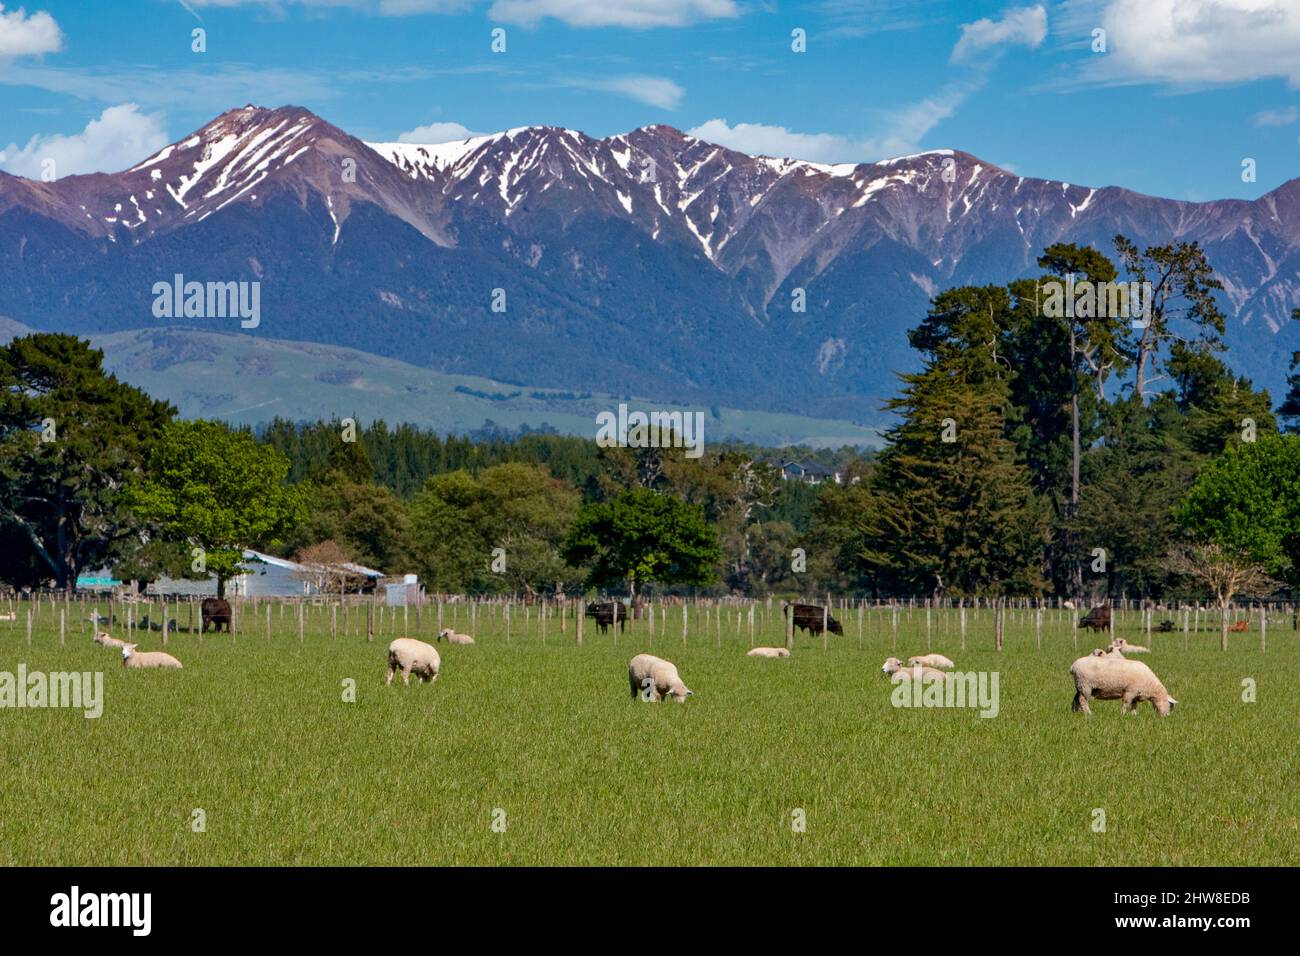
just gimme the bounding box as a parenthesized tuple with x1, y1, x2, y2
(0, 866, 1281, 941)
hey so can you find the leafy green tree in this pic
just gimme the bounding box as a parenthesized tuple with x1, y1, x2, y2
(1173, 434, 1300, 648)
(733, 520, 799, 595)
(128, 420, 306, 597)
(1176, 433, 1300, 587)
(411, 463, 581, 595)
(801, 479, 875, 595)
(0, 334, 173, 590)
(562, 488, 721, 597)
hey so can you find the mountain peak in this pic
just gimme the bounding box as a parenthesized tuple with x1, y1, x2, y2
(2, 104, 1297, 427)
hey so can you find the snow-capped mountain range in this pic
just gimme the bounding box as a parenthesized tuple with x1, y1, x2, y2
(1, 104, 1296, 423)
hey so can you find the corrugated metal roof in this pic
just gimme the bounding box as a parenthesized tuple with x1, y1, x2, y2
(242, 549, 307, 571)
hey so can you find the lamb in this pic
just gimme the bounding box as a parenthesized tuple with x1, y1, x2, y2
(881, 657, 946, 681)
(1108, 638, 1149, 654)
(121, 644, 183, 670)
(437, 628, 475, 645)
(387, 638, 441, 686)
(1069, 654, 1177, 716)
(907, 653, 955, 668)
(746, 646, 790, 658)
(88, 615, 131, 649)
(93, 630, 132, 649)
(628, 653, 693, 702)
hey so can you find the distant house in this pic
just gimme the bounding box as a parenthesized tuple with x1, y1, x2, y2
(766, 458, 845, 486)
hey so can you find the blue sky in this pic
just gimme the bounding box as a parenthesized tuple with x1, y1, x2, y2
(0, 0, 1297, 200)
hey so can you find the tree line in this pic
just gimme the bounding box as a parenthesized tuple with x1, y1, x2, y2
(2, 234, 1298, 602)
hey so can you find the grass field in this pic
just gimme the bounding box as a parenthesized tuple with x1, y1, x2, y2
(1, 601, 1297, 866)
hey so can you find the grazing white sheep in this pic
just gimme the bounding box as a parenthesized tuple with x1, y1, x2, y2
(437, 628, 475, 645)
(1109, 638, 1150, 654)
(881, 657, 946, 681)
(1069, 654, 1176, 716)
(121, 644, 182, 670)
(628, 653, 693, 703)
(907, 653, 955, 668)
(387, 638, 441, 686)
(746, 646, 790, 658)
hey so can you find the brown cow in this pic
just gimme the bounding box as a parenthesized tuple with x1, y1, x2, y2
(201, 598, 232, 633)
(1079, 605, 1111, 632)
(787, 602, 844, 637)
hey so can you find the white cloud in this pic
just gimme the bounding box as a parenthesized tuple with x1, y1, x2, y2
(1254, 105, 1298, 127)
(0, 104, 169, 178)
(396, 120, 479, 142)
(565, 74, 683, 109)
(951, 4, 1047, 63)
(1071, 0, 1300, 88)
(686, 120, 859, 163)
(0, 3, 62, 57)
(488, 0, 740, 28)
(688, 79, 974, 163)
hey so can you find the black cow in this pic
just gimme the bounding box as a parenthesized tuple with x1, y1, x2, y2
(1079, 605, 1111, 632)
(787, 602, 843, 637)
(585, 601, 628, 634)
(201, 597, 232, 633)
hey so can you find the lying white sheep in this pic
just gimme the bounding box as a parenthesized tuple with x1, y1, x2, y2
(907, 653, 955, 668)
(1069, 653, 1176, 716)
(881, 657, 946, 681)
(1109, 638, 1150, 654)
(88, 616, 131, 649)
(121, 644, 182, 670)
(1089, 646, 1125, 658)
(628, 653, 693, 702)
(437, 628, 475, 645)
(746, 646, 790, 658)
(387, 638, 441, 686)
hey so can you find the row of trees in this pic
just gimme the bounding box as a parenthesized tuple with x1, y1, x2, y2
(2, 234, 1299, 602)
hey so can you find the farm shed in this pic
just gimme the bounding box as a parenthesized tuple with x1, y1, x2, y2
(147, 551, 383, 598)
(384, 573, 420, 606)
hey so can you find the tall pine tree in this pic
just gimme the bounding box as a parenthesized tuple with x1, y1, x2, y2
(859, 287, 1046, 596)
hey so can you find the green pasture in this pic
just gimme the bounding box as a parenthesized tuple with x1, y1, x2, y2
(1, 601, 1296, 865)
